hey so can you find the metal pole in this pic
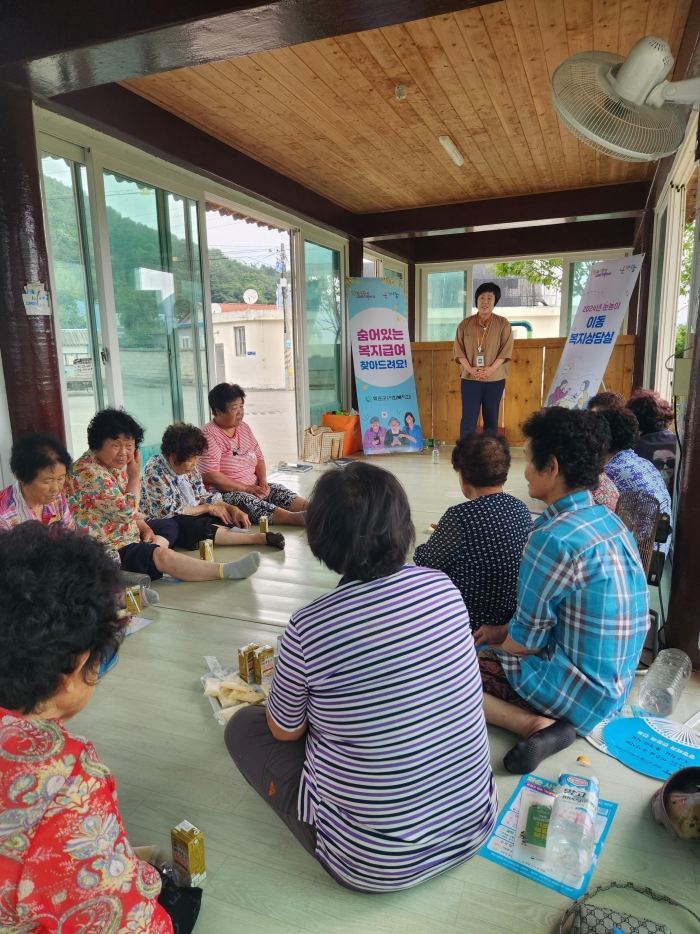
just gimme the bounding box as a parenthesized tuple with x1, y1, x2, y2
(281, 241, 294, 391)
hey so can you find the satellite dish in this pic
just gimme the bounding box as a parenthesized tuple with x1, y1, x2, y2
(551, 35, 700, 162)
(243, 288, 258, 305)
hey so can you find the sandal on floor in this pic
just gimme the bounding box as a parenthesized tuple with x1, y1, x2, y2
(265, 532, 285, 550)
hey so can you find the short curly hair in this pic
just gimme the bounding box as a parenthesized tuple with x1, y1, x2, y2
(0, 523, 125, 714)
(594, 406, 640, 454)
(452, 432, 511, 487)
(161, 423, 208, 464)
(523, 408, 610, 490)
(10, 432, 72, 484)
(627, 389, 674, 433)
(87, 408, 145, 450)
(209, 382, 245, 415)
(305, 462, 415, 582)
(587, 391, 625, 410)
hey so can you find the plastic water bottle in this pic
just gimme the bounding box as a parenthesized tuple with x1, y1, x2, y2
(432, 444, 440, 465)
(639, 648, 692, 716)
(546, 756, 599, 876)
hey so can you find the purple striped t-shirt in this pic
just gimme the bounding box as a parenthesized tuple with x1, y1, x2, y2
(266, 564, 497, 892)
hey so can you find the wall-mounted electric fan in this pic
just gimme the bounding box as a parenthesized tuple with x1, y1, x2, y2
(552, 36, 700, 161)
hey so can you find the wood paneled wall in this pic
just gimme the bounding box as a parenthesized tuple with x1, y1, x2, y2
(412, 335, 635, 445)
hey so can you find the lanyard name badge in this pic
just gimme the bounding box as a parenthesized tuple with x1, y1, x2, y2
(476, 315, 491, 368)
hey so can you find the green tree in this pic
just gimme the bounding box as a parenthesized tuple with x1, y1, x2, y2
(208, 250, 280, 304)
(679, 221, 695, 298)
(486, 258, 564, 291)
(676, 322, 687, 355)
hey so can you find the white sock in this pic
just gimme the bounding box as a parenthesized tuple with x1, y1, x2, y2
(221, 552, 261, 580)
(141, 587, 160, 607)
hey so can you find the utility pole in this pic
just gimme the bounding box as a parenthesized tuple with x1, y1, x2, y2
(280, 242, 294, 391)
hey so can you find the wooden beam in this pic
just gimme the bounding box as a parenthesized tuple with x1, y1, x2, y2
(378, 218, 637, 264)
(360, 183, 650, 240)
(4, 0, 501, 97)
(348, 237, 364, 277)
(50, 84, 359, 236)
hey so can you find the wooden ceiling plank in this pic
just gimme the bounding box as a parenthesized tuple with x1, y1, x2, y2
(561, 0, 599, 182)
(344, 23, 508, 199)
(535, 0, 587, 187)
(450, 6, 556, 191)
(646, 0, 687, 50)
(377, 20, 517, 197)
(358, 25, 502, 198)
(592, 0, 621, 52)
(319, 35, 464, 200)
(216, 56, 413, 208)
(505, 0, 575, 188)
(668, 0, 695, 60)
(274, 41, 454, 205)
(476, 3, 560, 189)
(145, 67, 388, 209)
(330, 33, 480, 202)
(416, 12, 542, 193)
(618, 0, 650, 57)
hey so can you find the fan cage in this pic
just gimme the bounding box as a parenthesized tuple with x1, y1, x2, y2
(552, 51, 687, 162)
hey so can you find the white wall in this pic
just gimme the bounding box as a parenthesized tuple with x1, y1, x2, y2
(214, 318, 286, 389)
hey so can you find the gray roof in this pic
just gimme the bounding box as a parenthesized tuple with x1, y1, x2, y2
(60, 329, 90, 346)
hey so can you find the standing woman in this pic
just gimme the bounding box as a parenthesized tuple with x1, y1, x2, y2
(453, 283, 514, 438)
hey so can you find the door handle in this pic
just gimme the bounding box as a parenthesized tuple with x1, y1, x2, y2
(100, 347, 109, 364)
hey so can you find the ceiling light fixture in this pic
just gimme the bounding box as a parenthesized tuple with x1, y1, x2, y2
(395, 85, 407, 100)
(439, 135, 464, 166)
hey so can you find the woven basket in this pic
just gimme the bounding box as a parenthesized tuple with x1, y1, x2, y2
(303, 426, 346, 463)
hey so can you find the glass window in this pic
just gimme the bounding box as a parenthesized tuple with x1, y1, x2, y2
(103, 170, 208, 460)
(235, 326, 247, 356)
(475, 262, 561, 340)
(384, 266, 402, 281)
(41, 153, 103, 456)
(305, 241, 342, 422)
(215, 343, 226, 383)
(362, 258, 376, 277)
(648, 209, 668, 387)
(426, 270, 465, 340)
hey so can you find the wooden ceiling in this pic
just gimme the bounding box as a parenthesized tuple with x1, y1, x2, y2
(123, 0, 692, 215)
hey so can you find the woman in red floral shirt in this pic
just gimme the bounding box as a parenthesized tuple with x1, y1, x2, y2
(0, 523, 173, 934)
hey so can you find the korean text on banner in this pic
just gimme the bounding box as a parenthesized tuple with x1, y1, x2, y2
(347, 277, 422, 456)
(545, 256, 643, 410)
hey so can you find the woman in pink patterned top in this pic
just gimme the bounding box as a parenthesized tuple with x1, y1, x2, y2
(0, 433, 75, 531)
(199, 383, 308, 526)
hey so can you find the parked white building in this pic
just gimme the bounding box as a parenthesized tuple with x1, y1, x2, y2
(212, 303, 288, 390)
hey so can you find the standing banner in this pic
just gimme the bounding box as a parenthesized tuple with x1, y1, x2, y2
(545, 256, 643, 410)
(346, 276, 422, 455)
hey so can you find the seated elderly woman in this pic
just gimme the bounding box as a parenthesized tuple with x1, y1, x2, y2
(141, 423, 285, 550)
(225, 462, 497, 893)
(414, 432, 531, 633)
(66, 408, 260, 583)
(0, 523, 173, 932)
(596, 405, 672, 552)
(626, 388, 677, 497)
(587, 390, 626, 411)
(0, 432, 74, 530)
(198, 383, 308, 526)
(477, 408, 649, 774)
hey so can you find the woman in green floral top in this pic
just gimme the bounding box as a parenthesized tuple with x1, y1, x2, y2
(65, 408, 261, 583)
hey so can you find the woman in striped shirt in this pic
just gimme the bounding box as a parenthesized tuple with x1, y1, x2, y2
(225, 462, 497, 893)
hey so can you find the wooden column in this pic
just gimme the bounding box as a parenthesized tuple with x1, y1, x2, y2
(667, 337, 700, 666)
(348, 236, 363, 278)
(629, 209, 654, 388)
(0, 80, 64, 441)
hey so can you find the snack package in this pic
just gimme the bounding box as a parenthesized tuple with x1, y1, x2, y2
(253, 646, 275, 686)
(238, 644, 259, 684)
(199, 539, 214, 561)
(217, 702, 250, 723)
(171, 821, 206, 886)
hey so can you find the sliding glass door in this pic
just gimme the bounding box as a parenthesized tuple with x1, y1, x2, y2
(41, 152, 104, 456)
(103, 169, 208, 458)
(304, 241, 342, 422)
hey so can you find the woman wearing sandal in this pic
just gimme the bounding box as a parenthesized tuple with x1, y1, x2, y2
(141, 423, 285, 551)
(474, 408, 648, 774)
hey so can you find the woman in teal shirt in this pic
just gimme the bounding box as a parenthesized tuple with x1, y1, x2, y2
(400, 412, 423, 451)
